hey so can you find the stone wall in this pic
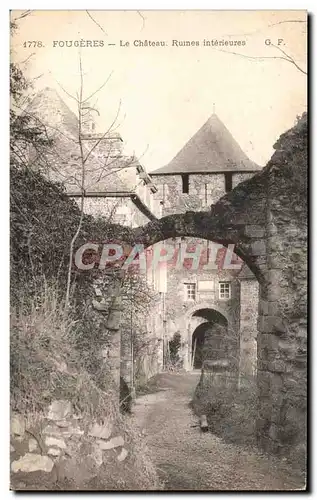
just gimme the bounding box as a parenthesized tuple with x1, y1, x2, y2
(256, 115, 307, 460)
(10, 401, 158, 491)
(189, 174, 226, 206)
(120, 292, 164, 390)
(28, 88, 162, 221)
(239, 278, 259, 378)
(151, 170, 259, 374)
(163, 266, 240, 332)
(152, 172, 257, 212)
(72, 195, 155, 228)
(232, 172, 254, 189)
(161, 261, 241, 370)
(73, 196, 133, 224)
(152, 173, 226, 213)
(153, 175, 201, 215)
(74, 115, 307, 459)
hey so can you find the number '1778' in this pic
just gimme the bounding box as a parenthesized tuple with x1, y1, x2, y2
(23, 41, 43, 48)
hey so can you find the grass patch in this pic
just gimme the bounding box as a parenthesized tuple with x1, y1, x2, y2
(192, 373, 258, 448)
(135, 376, 163, 396)
(10, 283, 161, 490)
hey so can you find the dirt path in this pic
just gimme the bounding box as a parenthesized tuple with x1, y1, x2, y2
(132, 372, 305, 491)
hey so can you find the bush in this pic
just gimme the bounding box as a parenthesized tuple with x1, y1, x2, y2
(11, 284, 110, 420)
(10, 284, 161, 490)
(10, 164, 126, 391)
(192, 372, 258, 447)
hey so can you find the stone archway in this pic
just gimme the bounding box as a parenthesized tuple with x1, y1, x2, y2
(86, 115, 307, 457)
(183, 304, 231, 371)
(189, 309, 231, 371)
(185, 302, 229, 325)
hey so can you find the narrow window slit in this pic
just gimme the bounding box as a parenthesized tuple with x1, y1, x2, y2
(182, 174, 189, 193)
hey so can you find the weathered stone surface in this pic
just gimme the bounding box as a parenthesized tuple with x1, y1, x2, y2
(203, 359, 230, 371)
(68, 426, 84, 436)
(269, 423, 279, 441)
(239, 278, 259, 376)
(245, 225, 265, 238)
(53, 359, 68, 373)
(267, 360, 287, 373)
(59, 455, 99, 485)
(266, 301, 281, 317)
(15, 481, 26, 489)
(28, 438, 38, 452)
(43, 425, 83, 440)
(97, 436, 124, 450)
(92, 298, 108, 311)
(259, 299, 268, 316)
(91, 444, 103, 467)
(258, 315, 287, 334)
(47, 400, 72, 421)
(47, 447, 61, 457)
(250, 240, 266, 256)
(55, 420, 70, 428)
(45, 436, 66, 449)
(117, 448, 128, 462)
(10, 445, 15, 452)
(88, 421, 112, 440)
(11, 453, 54, 473)
(43, 424, 66, 436)
(11, 414, 25, 438)
(13, 436, 24, 443)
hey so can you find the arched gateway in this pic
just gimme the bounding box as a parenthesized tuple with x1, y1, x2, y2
(190, 308, 229, 370)
(28, 88, 306, 459)
(89, 116, 307, 458)
(183, 304, 231, 371)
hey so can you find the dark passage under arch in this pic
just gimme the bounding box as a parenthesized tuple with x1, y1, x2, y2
(191, 309, 229, 369)
(192, 322, 209, 369)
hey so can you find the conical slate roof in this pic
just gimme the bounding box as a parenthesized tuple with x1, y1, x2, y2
(151, 113, 260, 175)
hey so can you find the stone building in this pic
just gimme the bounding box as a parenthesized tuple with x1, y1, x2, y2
(26, 89, 263, 384)
(17, 89, 308, 459)
(150, 113, 261, 376)
(25, 88, 166, 389)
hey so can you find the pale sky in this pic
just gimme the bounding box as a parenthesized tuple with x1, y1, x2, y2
(11, 10, 307, 171)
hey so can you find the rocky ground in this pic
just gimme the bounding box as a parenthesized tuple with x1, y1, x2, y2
(132, 372, 306, 491)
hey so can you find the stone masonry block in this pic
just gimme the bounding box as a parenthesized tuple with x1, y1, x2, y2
(11, 454, 54, 473)
(267, 360, 287, 373)
(45, 436, 66, 449)
(11, 414, 26, 438)
(88, 421, 113, 440)
(245, 225, 266, 238)
(97, 435, 124, 450)
(258, 315, 287, 334)
(47, 400, 72, 421)
(258, 333, 279, 354)
(250, 240, 266, 256)
(259, 299, 268, 316)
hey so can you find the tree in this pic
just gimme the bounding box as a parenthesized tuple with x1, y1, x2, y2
(217, 19, 307, 76)
(10, 36, 162, 394)
(37, 56, 146, 310)
(10, 15, 54, 170)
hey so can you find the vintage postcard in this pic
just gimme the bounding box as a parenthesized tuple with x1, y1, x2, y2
(10, 10, 307, 491)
